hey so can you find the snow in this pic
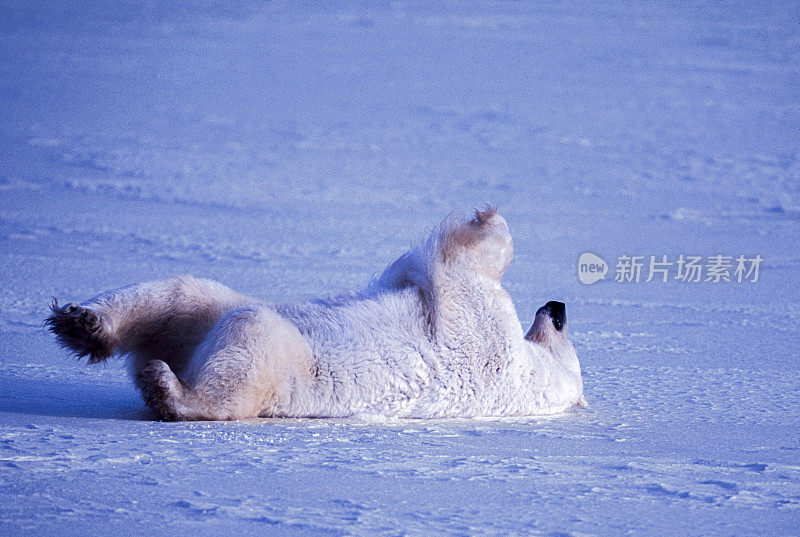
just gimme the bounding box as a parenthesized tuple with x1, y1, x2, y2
(1, 0, 799, 534)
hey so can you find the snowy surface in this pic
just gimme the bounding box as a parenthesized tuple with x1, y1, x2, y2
(2, 1, 800, 535)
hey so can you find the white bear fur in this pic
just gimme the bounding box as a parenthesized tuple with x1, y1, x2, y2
(48, 207, 586, 421)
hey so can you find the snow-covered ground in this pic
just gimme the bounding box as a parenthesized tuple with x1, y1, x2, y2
(2, 1, 799, 535)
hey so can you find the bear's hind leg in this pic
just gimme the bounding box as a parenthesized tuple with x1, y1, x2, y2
(136, 359, 201, 421)
(163, 306, 314, 421)
(46, 300, 116, 363)
(48, 276, 250, 374)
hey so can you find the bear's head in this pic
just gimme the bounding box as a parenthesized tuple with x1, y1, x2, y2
(524, 301, 586, 407)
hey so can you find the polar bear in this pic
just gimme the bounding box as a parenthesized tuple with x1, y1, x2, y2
(46, 207, 586, 421)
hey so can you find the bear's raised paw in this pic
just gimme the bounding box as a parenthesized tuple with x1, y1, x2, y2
(46, 300, 115, 363)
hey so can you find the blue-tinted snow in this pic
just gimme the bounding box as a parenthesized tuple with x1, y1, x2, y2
(1, 1, 799, 535)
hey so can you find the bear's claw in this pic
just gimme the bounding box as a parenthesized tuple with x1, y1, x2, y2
(46, 299, 114, 363)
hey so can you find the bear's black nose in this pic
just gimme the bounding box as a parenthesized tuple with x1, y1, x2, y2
(537, 301, 566, 331)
